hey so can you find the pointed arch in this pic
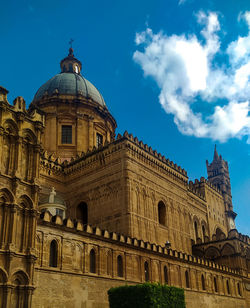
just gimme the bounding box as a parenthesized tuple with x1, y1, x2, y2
(205, 246, 220, 259)
(10, 270, 29, 285)
(22, 128, 37, 144)
(214, 227, 226, 240)
(90, 249, 96, 273)
(0, 267, 8, 283)
(0, 188, 15, 204)
(158, 201, 166, 226)
(18, 194, 34, 209)
(49, 240, 58, 267)
(10, 270, 29, 308)
(221, 243, 235, 256)
(3, 119, 18, 135)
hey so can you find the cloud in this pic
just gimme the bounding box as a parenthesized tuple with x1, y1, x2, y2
(133, 11, 250, 143)
(178, 0, 187, 5)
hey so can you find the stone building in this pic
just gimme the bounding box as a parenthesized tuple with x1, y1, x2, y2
(0, 48, 249, 308)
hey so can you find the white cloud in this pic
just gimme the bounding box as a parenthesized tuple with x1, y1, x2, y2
(133, 11, 250, 143)
(178, 0, 187, 5)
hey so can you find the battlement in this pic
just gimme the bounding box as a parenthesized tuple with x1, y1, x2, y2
(188, 180, 206, 200)
(40, 131, 188, 183)
(39, 210, 241, 276)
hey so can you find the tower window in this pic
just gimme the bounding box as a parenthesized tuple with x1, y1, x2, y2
(61, 125, 72, 144)
(96, 133, 103, 147)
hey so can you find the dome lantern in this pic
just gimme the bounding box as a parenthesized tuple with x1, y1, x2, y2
(60, 47, 82, 74)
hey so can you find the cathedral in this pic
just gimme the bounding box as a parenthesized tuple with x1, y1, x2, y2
(0, 48, 249, 308)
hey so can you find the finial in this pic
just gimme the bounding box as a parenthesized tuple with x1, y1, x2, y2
(213, 144, 219, 161)
(68, 39, 74, 56)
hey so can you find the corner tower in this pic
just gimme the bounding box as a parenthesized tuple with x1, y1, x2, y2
(29, 48, 116, 160)
(206, 146, 237, 230)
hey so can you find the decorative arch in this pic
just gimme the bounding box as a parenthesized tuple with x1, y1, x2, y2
(221, 243, 235, 256)
(10, 270, 29, 285)
(10, 270, 29, 308)
(158, 201, 166, 226)
(214, 227, 226, 241)
(0, 267, 8, 283)
(0, 188, 15, 204)
(3, 119, 18, 135)
(18, 194, 34, 209)
(204, 246, 220, 259)
(22, 128, 37, 144)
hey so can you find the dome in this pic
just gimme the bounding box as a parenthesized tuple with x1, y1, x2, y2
(32, 48, 106, 107)
(33, 73, 105, 106)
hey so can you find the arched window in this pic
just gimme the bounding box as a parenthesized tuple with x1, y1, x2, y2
(194, 221, 198, 241)
(117, 255, 123, 277)
(226, 280, 230, 294)
(144, 261, 149, 281)
(237, 282, 241, 296)
(164, 266, 168, 284)
(49, 240, 58, 267)
(90, 249, 96, 273)
(76, 202, 88, 225)
(202, 225, 206, 242)
(158, 201, 166, 226)
(185, 270, 190, 288)
(201, 274, 206, 290)
(214, 277, 218, 292)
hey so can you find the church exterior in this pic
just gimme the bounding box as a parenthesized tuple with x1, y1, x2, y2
(0, 49, 249, 308)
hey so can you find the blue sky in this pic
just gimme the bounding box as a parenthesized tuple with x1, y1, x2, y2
(1, 0, 249, 234)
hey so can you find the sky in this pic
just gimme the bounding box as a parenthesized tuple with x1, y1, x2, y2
(0, 0, 249, 235)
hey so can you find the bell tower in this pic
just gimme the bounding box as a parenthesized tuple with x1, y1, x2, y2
(206, 146, 237, 230)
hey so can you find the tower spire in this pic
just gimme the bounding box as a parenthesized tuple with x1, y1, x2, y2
(213, 144, 219, 161)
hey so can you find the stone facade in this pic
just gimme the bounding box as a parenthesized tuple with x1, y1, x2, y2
(0, 50, 249, 307)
